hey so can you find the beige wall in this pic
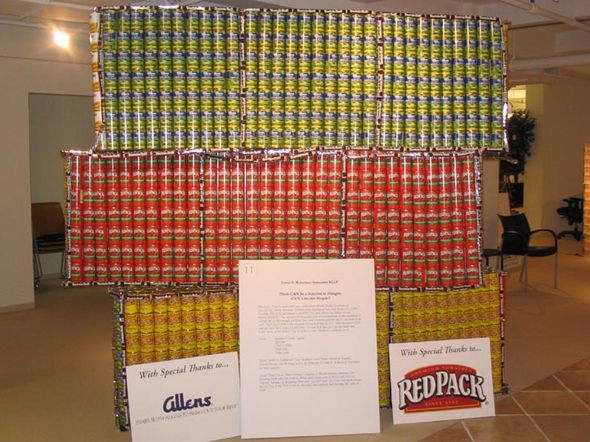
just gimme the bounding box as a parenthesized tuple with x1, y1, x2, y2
(0, 24, 91, 310)
(524, 78, 589, 232)
(482, 159, 500, 249)
(523, 84, 545, 229)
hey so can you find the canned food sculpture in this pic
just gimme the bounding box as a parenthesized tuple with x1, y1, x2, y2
(82, 6, 507, 432)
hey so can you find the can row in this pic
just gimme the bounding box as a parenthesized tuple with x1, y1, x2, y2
(64, 149, 482, 289)
(94, 7, 507, 151)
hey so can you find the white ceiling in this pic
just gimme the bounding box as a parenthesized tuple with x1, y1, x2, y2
(1, 0, 590, 84)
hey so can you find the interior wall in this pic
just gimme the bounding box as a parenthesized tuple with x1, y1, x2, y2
(0, 24, 91, 310)
(523, 84, 545, 229)
(482, 158, 500, 249)
(29, 93, 94, 275)
(524, 78, 589, 232)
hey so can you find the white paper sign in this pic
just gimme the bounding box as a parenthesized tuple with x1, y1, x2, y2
(390, 338, 495, 424)
(239, 259, 380, 439)
(126, 353, 240, 442)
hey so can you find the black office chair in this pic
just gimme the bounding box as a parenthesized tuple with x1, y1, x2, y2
(498, 213, 558, 290)
(556, 197, 583, 241)
(31, 202, 66, 288)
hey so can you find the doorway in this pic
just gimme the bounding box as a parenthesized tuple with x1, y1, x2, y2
(29, 93, 94, 277)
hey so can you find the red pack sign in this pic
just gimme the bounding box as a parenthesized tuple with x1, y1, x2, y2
(398, 364, 486, 413)
(390, 338, 495, 424)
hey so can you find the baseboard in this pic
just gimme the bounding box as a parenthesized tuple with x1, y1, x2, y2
(0, 302, 35, 313)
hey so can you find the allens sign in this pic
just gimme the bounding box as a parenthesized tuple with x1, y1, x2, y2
(397, 364, 487, 413)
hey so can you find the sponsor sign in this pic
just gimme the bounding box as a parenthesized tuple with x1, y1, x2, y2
(390, 338, 495, 424)
(239, 259, 380, 438)
(126, 352, 240, 442)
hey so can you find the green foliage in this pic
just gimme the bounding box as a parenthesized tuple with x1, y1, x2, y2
(500, 109, 536, 183)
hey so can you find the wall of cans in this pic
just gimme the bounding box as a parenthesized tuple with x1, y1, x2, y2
(64, 149, 482, 289)
(91, 7, 507, 152)
(111, 275, 504, 430)
(85, 6, 506, 431)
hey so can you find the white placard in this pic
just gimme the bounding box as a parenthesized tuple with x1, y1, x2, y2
(126, 353, 240, 442)
(239, 259, 380, 439)
(390, 338, 496, 424)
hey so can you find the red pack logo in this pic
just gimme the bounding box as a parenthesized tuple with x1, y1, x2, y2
(398, 364, 487, 413)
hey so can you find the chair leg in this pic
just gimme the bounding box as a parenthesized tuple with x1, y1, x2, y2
(519, 256, 525, 282)
(61, 251, 66, 278)
(33, 241, 43, 279)
(524, 255, 529, 291)
(32, 244, 39, 281)
(554, 252, 558, 288)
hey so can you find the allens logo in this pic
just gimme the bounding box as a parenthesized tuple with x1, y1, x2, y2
(398, 364, 487, 413)
(163, 393, 212, 413)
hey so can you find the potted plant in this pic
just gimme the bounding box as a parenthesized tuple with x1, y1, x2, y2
(499, 109, 536, 208)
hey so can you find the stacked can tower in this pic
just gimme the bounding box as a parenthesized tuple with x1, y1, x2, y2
(93, 7, 507, 152)
(64, 149, 482, 289)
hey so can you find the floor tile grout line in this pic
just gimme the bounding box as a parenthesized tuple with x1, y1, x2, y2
(461, 420, 475, 442)
(525, 413, 590, 416)
(525, 389, 590, 393)
(511, 394, 552, 442)
(553, 373, 590, 412)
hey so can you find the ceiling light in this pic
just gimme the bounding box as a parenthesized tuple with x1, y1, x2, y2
(53, 29, 70, 49)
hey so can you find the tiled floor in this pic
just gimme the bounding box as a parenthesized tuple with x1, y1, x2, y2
(422, 357, 590, 441)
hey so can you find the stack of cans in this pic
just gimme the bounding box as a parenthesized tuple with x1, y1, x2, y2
(90, 11, 103, 144)
(286, 155, 302, 258)
(94, 158, 108, 282)
(186, 155, 201, 282)
(145, 155, 161, 280)
(131, 156, 147, 281)
(203, 156, 219, 282)
(65, 149, 483, 289)
(390, 271, 505, 392)
(95, 7, 506, 152)
(97, 7, 241, 151)
(341, 151, 482, 289)
(172, 152, 188, 282)
(375, 289, 391, 407)
(65, 155, 82, 282)
(344, 156, 360, 257)
(111, 285, 239, 430)
(379, 14, 506, 150)
(245, 160, 261, 259)
(112, 284, 409, 430)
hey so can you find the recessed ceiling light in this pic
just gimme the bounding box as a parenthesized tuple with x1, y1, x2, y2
(53, 30, 70, 49)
